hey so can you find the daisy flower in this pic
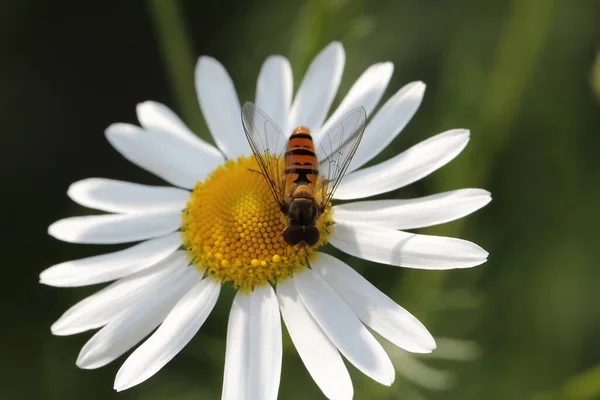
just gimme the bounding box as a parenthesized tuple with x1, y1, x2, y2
(42, 41, 490, 399)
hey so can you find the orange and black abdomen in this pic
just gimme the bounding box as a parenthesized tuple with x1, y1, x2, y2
(284, 126, 319, 190)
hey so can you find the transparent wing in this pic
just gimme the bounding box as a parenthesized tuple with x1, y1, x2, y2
(316, 107, 367, 209)
(241, 102, 288, 208)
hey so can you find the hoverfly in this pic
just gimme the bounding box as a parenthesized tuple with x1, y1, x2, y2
(241, 102, 366, 248)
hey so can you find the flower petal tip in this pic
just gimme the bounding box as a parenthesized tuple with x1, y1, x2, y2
(410, 80, 426, 92)
(50, 324, 66, 336)
(47, 218, 82, 243)
(39, 268, 72, 288)
(456, 128, 470, 138)
(483, 193, 493, 205)
(38, 270, 52, 286)
(378, 61, 394, 74)
(406, 332, 437, 354)
(65, 182, 80, 201)
(430, 338, 438, 351)
(264, 54, 288, 64)
(113, 377, 132, 393)
(75, 353, 96, 370)
(468, 188, 493, 207)
(135, 100, 157, 117)
(113, 383, 130, 393)
(475, 188, 492, 197)
(423, 335, 438, 352)
(322, 41, 345, 61)
(478, 245, 489, 258)
(466, 242, 489, 265)
(382, 373, 396, 387)
(104, 122, 133, 142)
(49, 322, 60, 335)
(420, 349, 435, 355)
(196, 55, 219, 71)
(47, 220, 64, 240)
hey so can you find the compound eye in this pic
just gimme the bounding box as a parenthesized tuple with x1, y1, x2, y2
(303, 226, 320, 247)
(283, 226, 303, 246)
(283, 226, 320, 247)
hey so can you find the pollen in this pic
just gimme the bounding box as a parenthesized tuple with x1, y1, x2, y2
(181, 156, 332, 292)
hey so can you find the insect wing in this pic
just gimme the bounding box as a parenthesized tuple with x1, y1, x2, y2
(316, 107, 367, 209)
(241, 102, 288, 208)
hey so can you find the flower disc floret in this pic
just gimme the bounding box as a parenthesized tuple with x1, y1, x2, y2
(182, 156, 332, 291)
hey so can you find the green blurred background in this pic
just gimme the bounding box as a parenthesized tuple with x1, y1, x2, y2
(2, 0, 599, 399)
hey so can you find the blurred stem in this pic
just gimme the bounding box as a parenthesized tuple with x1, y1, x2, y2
(397, 0, 555, 320)
(147, 0, 209, 141)
(437, 0, 556, 192)
(472, 0, 556, 183)
(288, 0, 334, 79)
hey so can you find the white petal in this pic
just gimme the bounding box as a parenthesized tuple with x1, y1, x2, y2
(114, 278, 221, 391)
(332, 189, 492, 230)
(335, 129, 470, 200)
(67, 178, 190, 214)
(51, 252, 188, 336)
(40, 233, 182, 287)
(348, 81, 425, 172)
(136, 101, 224, 167)
(255, 55, 293, 132)
(247, 285, 282, 400)
(223, 287, 283, 400)
(313, 253, 435, 353)
(277, 281, 353, 400)
(195, 57, 250, 159)
(222, 291, 249, 400)
(105, 123, 214, 189)
(294, 269, 395, 386)
(330, 223, 488, 269)
(76, 265, 198, 369)
(317, 62, 393, 146)
(288, 42, 345, 134)
(48, 212, 181, 244)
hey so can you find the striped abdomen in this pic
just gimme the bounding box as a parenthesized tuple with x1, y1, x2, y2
(284, 126, 319, 194)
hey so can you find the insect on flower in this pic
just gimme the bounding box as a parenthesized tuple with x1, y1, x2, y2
(241, 102, 366, 249)
(43, 42, 490, 398)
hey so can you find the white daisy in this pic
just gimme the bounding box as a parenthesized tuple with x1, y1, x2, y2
(42, 41, 490, 399)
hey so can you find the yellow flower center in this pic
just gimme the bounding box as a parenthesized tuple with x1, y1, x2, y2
(181, 156, 332, 291)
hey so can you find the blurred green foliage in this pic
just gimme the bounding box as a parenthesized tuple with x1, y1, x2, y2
(1, 0, 599, 399)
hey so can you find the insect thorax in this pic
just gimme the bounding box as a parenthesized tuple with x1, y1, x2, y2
(287, 196, 319, 226)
